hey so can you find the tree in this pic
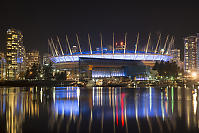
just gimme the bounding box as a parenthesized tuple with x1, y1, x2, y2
(153, 61, 180, 79)
(43, 62, 53, 80)
(30, 63, 39, 79)
(25, 63, 41, 80)
(25, 68, 30, 79)
(55, 72, 66, 80)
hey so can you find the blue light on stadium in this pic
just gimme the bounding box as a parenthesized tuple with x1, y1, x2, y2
(50, 50, 172, 63)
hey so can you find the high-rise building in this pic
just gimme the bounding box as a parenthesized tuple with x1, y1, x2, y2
(25, 50, 40, 69)
(184, 34, 199, 73)
(6, 28, 26, 80)
(171, 49, 180, 62)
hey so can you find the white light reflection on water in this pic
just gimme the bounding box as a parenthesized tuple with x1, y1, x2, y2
(0, 86, 199, 133)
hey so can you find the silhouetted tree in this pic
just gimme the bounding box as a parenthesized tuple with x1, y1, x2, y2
(25, 68, 30, 79)
(43, 62, 53, 80)
(153, 61, 180, 79)
(25, 63, 41, 80)
(30, 63, 39, 79)
(55, 72, 66, 80)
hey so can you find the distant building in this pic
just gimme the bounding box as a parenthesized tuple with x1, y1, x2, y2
(171, 49, 180, 62)
(72, 45, 78, 53)
(96, 47, 108, 52)
(184, 34, 199, 73)
(25, 50, 40, 69)
(115, 42, 125, 51)
(6, 28, 26, 80)
(0, 53, 6, 80)
(42, 54, 51, 66)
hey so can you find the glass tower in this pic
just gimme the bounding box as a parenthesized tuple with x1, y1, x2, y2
(6, 28, 26, 80)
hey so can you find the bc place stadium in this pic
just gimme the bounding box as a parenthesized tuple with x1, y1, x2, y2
(48, 33, 174, 81)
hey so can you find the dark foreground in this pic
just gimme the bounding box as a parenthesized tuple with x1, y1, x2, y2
(0, 86, 199, 133)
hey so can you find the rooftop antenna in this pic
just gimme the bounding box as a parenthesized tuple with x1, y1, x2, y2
(135, 32, 139, 54)
(76, 33, 82, 54)
(145, 33, 151, 54)
(113, 32, 115, 55)
(154, 33, 161, 54)
(100, 33, 103, 55)
(124, 32, 127, 54)
(88, 33, 92, 54)
(57, 36, 64, 55)
(66, 34, 72, 55)
(163, 35, 169, 54)
(51, 38, 59, 56)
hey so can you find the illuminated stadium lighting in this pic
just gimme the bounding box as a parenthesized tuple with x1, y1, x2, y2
(50, 50, 172, 63)
(49, 33, 174, 64)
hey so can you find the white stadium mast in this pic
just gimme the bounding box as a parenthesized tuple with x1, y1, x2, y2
(50, 32, 173, 63)
(100, 33, 103, 55)
(145, 33, 151, 54)
(124, 32, 127, 54)
(162, 35, 169, 54)
(48, 39, 55, 56)
(154, 33, 161, 54)
(51, 38, 59, 56)
(88, 33, 92, 54)
(166, 36, 174, 55)
(57, 36, 64, 56)
(135, 32, 139, 54)
(66, 34, 72, 55)
(113, 32, 115, 55)
(76, 34, 82, 54)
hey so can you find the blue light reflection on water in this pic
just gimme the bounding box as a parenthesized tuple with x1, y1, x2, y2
(92, 87, 167, 118)
(0, 86, 198, 133)
(51, 87, 169, 120)
(53, 87, 80, 116)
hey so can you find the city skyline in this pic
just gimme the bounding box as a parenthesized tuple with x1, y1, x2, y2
(1, 2, 199, 133)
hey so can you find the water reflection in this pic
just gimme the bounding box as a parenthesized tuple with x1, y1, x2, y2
(0, 87, 39, 133)
(0, 86, 199, 133)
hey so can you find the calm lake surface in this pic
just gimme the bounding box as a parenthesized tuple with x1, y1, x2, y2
(0, 86, 199, 133)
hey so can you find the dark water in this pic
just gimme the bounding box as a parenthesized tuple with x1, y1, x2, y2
(0, 86, 199, 133)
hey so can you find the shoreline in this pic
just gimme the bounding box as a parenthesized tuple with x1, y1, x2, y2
(0, 79, 196, 88)
(0, 80, 75, 87)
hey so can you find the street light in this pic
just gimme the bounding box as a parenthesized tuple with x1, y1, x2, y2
(191, 72, 197, 79)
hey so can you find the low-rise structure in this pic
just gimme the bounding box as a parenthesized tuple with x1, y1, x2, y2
(171, 49, 180, 62)
(42, 54, 51, 66)
(25, 50, 40, 69)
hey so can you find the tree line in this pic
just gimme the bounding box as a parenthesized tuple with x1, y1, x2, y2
(24, 63, 66, 80)
(152, 61, 183, 79)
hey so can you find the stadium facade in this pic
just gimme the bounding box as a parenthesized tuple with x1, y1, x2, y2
(49, 33, 174, 81)
(50, 50, 172, 81)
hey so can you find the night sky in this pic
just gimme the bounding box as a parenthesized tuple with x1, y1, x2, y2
(0, 1, 199, 57)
